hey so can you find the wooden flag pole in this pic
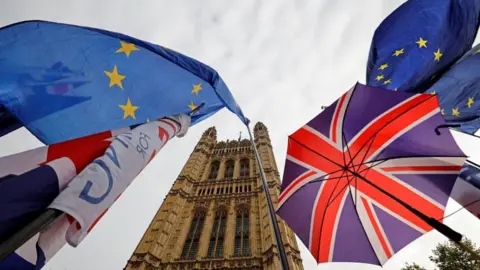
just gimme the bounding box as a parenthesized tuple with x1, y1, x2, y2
(246, 123, 290, 270)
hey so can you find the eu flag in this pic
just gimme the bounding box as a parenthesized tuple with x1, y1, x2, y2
(427, 44, 480, 134)
(366, 0, 480, 93)
(0, 20, 247, 144)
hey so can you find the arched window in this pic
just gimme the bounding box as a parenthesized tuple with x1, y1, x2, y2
(239, 159, 249, 178)
(207, 210, 227, 257)
(209, 161, 220, 180)
(181, 211, 205, 259)
(224, 160, 234, 179)
(234, 209, 250, 257)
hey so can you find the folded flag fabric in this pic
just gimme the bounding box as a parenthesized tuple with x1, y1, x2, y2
(0, 20, 246, 144)
(366, 0, 480, 93)
(0, 114, 189, 269)
(424, 43, 480, 134)
(0, 125, 130, 241)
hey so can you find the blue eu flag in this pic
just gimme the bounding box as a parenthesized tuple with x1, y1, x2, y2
(427, 44, 480, 134)
(366, 0, 480, 93)
(0, 20, 247, 144)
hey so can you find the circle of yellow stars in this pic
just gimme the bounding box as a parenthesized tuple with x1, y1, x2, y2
(373, 36, 476, 117)
(104, 41, 204, 121)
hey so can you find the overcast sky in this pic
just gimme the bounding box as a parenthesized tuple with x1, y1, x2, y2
(1, 0, 480, 269)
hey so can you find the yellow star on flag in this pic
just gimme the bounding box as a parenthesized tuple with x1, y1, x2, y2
(119, 97, 139, 119)
(393, 48, 404, 56)
(441, 109, 445, 115)
(146, 117, 151, 123)
(188, 101, 197, 111)
(452, 107, 460, 117)
(430, 91, 436, 95)
(434, 49, 443, 62)
(415, 37, 428, 48)
(378, 64, 389, 71)
(115, 41, 140, 57)
(375, 75, 384, 81)
(383, 79, 392, 85)
(474, 49, 480, 55)
(192, 83, 202, 95)
(467, 97, 475, 108)
(104, 65, 126, 89)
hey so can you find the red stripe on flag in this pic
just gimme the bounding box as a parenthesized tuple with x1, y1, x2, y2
(158, 126, 169, 142)
(318, 178, 349, 262)
(42, 131, 112, 173)
(361, 197, 393, 259)
(159, 119, 177, 133)
(354, 177, 433, 232)
(279, 170, 316, 203)
(310, 171, 345, 262)
(348, 95, 435, 163)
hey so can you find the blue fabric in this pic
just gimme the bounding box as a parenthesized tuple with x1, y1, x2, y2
(0, 165, 60, 242)
(0, 20, 247, 144)
(427, 44, 480, 134)
(366, 0, 480, 93)
(459, 163, 480, 190)
(0, 252, 35, 270)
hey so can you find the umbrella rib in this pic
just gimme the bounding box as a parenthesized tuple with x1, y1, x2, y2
(290, 136, 346, 169)
(303, 168, 349, 185)
(351, 133, 378, 206)
(360, 154, 467, 166)
(341, 131, 378, 173)
(440, 199, 480, 221)
(326, 169, 357, 207)
(342, 131, 378, 205)
(341, 93, 438, 164)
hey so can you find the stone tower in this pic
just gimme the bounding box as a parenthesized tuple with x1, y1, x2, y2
(125, 123, 303, 269)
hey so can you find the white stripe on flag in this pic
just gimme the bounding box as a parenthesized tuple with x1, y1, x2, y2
(0, 146, 47, 178)
(49, 119, 180, 246)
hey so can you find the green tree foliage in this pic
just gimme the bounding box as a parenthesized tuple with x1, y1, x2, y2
(401, 262, 427, 270)
(401, 238, 480, 270)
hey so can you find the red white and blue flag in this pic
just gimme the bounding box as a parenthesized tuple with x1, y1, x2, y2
(0, 114, 189, 269)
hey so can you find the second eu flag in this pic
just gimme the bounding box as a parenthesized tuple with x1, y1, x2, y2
(0, 20, 247, 144)
(366, 0, 480, 93)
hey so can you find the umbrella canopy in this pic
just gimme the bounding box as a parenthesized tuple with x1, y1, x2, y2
(276, 83, 467, 266)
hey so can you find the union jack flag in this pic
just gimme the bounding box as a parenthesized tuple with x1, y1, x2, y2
(276, 83, 466, 265)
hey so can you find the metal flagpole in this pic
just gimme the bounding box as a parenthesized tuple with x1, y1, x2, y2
(246, 123, 289, 270)
(0, 209, 63, 261)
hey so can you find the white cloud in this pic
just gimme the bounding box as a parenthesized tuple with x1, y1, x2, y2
(1, 0, 480, 269)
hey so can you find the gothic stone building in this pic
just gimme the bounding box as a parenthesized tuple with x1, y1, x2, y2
(125, 123, 303, 269)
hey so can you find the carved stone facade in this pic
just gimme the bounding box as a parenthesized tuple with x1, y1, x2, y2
(124, 123, 303, 270)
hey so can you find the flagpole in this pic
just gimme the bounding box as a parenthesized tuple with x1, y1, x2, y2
(246, 123, 290, 270)
(0, 209, 63, 261)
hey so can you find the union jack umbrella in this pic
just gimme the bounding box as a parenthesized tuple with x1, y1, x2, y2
(276, 83, 468, 266)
